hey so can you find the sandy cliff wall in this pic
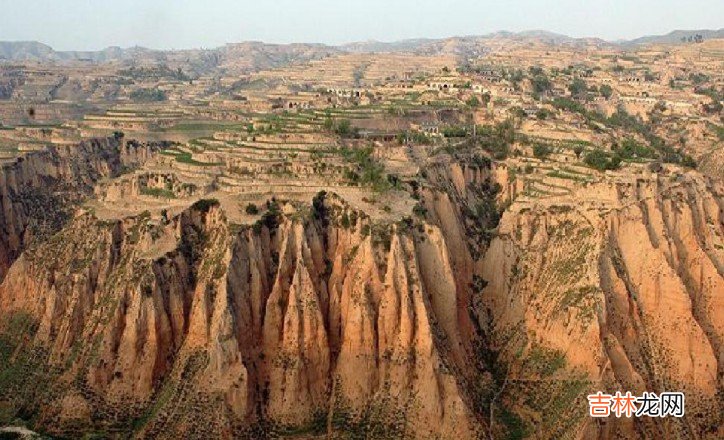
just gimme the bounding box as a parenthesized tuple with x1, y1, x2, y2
(0, 193, 483, 438)
(0, 149, 721, 439)
(477, 173, 723, 438)
(0, 137, 163, 279)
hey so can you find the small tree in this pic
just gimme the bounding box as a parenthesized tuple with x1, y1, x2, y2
(533, 143, 553, 159)
(508, 106, 526, 120)
(412, 203, 427, 218)
(599, 84, 613, 99)
(245, 203, 259, 215)
(396, 132, 407, 145)
(530, 74, 552, 95)
(323, 116, 334, 131)
(584, 149, 621, 171)
(568, 77, 588, 98)
(481, 92, 492, 107)
(536, 109, 550, 120)
(681, 155, 697, 168)
(466, 96, 480, 108)
(335, 119, 353, 137)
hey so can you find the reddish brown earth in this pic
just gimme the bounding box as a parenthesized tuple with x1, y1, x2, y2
(0, 141, 721, 439)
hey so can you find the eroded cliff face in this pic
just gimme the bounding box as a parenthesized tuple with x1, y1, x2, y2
(0, 136, 163, 279)
(0, 148, 722, 439)
(0, 191, 483, 439)
(478, 172, 724, 439)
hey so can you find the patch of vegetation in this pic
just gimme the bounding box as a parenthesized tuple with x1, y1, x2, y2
(709, 123, 724, 141)
(524, 344, 566, 377)
(466, 95, 481, 108)
(614, 137, 655, 160)
(532, 142, 553, 160)
(567, 77, 588, 99)
(324, 116, 360, 138)
(529, 69, 552, 97)
(553, 100, 696, 166)
(412, 203, 427, 218)
(584, 148, 622, 171)
(0, 313, 61, 430)
(191, 198, 219, 213)
(397, 130, 433, 145)
(442, 125, 468, 138)
(254, 199, 282, 233)
(168, 121, 244, 132)
(551, 97, 589, 116)
(557, 285, 599, 323)
(119, 65, 190, 81)
(140, 187, 175, 199)
(129, 88, 167, 102)
(338, 145, 393, 192)
(369, 224, 392, 253)
(535, 108, 551, 120)
(546, 170, 589, 182)
(173, 151, 221, 166)
(477, 119, 517, 160)
(695, 86, 723, 102)
(500, 407, 530, 440)
(599, 84, 613, 98)
(324, 379, 414, 439)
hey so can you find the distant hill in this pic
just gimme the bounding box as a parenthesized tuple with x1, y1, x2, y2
(339, 30, 605, 55)
(340, 38, 436, 53)
(0, 29, 721, 65)
(0, 41, 338, 76)
(0, 41, 153, 62)
(626, 29, 724, 46)
(217, 42, 338, 73)
(0, 41, 56, 61)
(340, 29, 717, 53)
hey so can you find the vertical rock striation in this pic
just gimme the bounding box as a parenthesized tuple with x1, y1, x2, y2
(0, 147, 721, 439)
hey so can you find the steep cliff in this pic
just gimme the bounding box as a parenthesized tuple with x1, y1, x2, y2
(0, 136, 165, 279)
(0, 190, 486, 439)
(476, 172, 723, 439)
(0, 147, 722, 439)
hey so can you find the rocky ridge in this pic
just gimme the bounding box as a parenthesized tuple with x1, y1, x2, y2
(0, 142, 721, 439)
(0, 135, 166, 279)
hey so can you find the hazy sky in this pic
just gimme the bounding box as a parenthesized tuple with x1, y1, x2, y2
(0, 0, 722, 50)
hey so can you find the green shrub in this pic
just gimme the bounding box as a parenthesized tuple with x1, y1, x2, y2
(536, 108, 551, 120)
(584, 149, 620, 171)
(140, 187, 175, 199)
(533, 143, 553, 159)
(412, 203, 427, 218)
(129, 88, 167, 102)
(567, 77, 588, 98)
(191, 198, 219, 213)
(442, 126, 467, 138)
(245, 203, 259, 215)
(615, 138, 655, 159)
(599, 84, 613, 98)
(477, 119, 517, 160)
